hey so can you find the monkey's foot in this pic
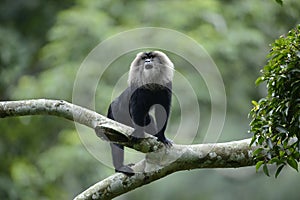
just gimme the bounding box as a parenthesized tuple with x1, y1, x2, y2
(115, 165, 135, 176)
(130, 136, 143, 146)
(158, 137, 173, 148)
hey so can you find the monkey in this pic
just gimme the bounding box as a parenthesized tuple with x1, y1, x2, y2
(106, 51, 174, 175)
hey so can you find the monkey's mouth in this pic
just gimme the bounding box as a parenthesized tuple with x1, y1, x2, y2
(144, 64, 153, 70)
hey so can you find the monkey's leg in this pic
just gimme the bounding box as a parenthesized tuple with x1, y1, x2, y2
(130, 106, 147, 140)
(110, 143, 134, 176)
(154, 105, 173, 147)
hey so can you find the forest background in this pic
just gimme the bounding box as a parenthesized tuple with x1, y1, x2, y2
(1, 0, 300, 199)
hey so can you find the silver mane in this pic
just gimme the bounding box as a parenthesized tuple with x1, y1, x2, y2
(128, 51, 174, 88)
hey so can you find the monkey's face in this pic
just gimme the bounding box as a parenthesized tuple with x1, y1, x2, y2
(128, 51, 174, 87)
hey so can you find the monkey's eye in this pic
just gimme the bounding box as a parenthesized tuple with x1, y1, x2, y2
(155, 56, 163, 64)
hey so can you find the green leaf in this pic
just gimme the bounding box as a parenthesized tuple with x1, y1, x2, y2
(269, 157, 280, 164)
(249, 137, 256, 146)
(275, 164, 285, 178)
(279, 150, 285, 158)
(251, 100, 259, 107)
(267, 138, 273, 149)
(258, 136, 265, 145)
(275, 126, 288, 134)
(256, 161, 264, 172)
(253, 148, 264, 156)
(287, 158, 298, 171)
(263, 164, 270, 176)
(255, 77, 265, 85)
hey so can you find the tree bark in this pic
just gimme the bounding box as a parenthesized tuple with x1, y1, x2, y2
(74, 139, 254, 200)
(0, 99, 257, 200)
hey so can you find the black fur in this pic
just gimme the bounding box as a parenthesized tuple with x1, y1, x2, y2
(103, 51, 174, 175)
(107, 83, 172, 175)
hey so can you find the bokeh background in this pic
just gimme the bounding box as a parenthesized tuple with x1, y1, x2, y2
(1, 0, 300, 199)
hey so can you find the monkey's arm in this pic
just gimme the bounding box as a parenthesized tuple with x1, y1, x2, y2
(154, 84, 173, 146)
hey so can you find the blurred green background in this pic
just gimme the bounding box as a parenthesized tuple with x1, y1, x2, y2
(1, 0, 300, 199)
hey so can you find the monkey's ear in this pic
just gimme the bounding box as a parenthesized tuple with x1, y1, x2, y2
(130, 52, 144, 68)
(135, 52, 144, 59)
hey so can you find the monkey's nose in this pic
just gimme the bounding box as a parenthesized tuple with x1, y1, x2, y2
(144, 59, 153, 69)
(145, 58, 151, 63)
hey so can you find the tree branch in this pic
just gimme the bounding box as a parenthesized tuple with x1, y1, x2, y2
(0, 99, 257, 200)
(0, 99, 164, 153)
(74, 139, 255, 200)
(0, 99, 121, 131)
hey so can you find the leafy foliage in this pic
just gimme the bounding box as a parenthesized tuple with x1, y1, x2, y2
(250, 25, 300, 176)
